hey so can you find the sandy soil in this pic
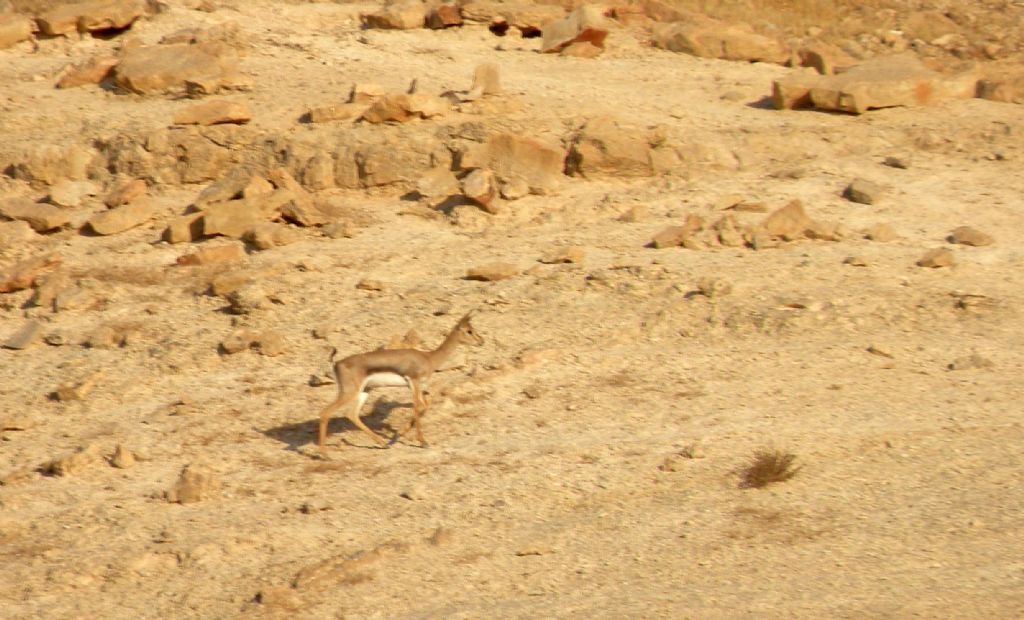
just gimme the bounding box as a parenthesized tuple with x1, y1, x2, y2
(1, 1, 1023, 618)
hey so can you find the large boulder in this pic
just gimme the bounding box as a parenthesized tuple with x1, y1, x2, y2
(113, 42, 244, 95)
(461, 133, 565, 194)
(362, 2, 426, 30)
(652, 18, 788, 64)
(0, 13, 33, 49)
(540, 6, 609, 55)
(773, 54, 978, 113)
(567, 116, 667, 178)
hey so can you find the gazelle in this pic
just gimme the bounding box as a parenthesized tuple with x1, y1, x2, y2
(316, 312, 483, 455)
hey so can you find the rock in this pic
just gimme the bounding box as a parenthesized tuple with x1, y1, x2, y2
(47, 179, 97, 208)
(166, 465, 220, 504)
(948, 354, 994, 371)
(466, 262, 519, 281)
(651, 225, 690, 249)
(540, 5, 609, 55)
(113, 42, 242, 96)
(539, 246, 585, 264)
(84, 324, 129, 349)
(917, 248, 955, 268)
(0, 13, 33, 50)
(949, 226, 994, 247)
(242, 176, 274, 199)
(772, 54, 978, 113)
(697, 278, 731, 298)
(460, 133, 564, 194)
(42, 445, 101, 477)
(356, 279, 385, 292)
(363, 2, 426, 30)
(0, 221, 35, 247)
(307, 103, 362, 123)
(227, 284, 268, 314)
(88, 200, 156, 235)
(244, 222, 300, 250)
(255, 331, 286, 357)
(176, 243, 247, 266)
(57, 56, 119, 89)
(350, 83, 386, 104)
(195, 168, 254, 207)
(323, 222, 355, 239)
(471, 63, 501, 96)
(561, 41, 604, 58)
(37, 0, 146, 36)
(883, 156, 910, 169)
(713, 215, 745, 247)
(417, 167, 460, 199)
(797, 41, 857, 75)
(399, 484, 430, 500)
(361, 94, 449, 123)
(104, 178, 147, 207)
(201, 190, 294, 238)
(498, 176, 529, 201)
(462, 168, 498, 211)
(977, 70, 1024, 104)
(461, 2, 563, 37)
(843, 255, 868, 267)
(652, 18, 788, 64)
(427, 4, 462, 29)
(3, 321, 44, 350)
(173, 100, 251, 126)
(843, 178, 884, 205)
(618, 205, 649, 222)
(0, 254, 62, 294)
(54, 371, 104, 401)
(864, 223, 898, 242)
(866, 343, 894, 359)
(759, 200, 813, 241)
(110, 445, 136, 469)
(163, 212, 204, 244)
(566, 116, 660, 178)
(0, 197, 70, 232)
(221, 328, 257, 354)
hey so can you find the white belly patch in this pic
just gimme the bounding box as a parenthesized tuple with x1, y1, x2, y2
(361, 372, 410, 391)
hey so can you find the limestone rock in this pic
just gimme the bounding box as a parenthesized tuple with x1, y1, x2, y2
(567, 116, 661, 178)
(466, 262, 519, 281)
(244, 222, 301, 250)
(57, 56, 119, 89)
(113, 42, 242, 96)
(561, 41, 604, 58)
(361, 94, 449, 123)
(917, 247, 955, 268)
(163, 212, 203, 244)
(110, 445, 136, 469)
(471, 63, 501, 96)
(977, 70, 1024, 104)
(461, 2, 563, 37)
(195, 168, 253, 206)
(350, 83, 386, 104)
(843, 178, 884, 205)
(173, 100, 251, 126)
(462, 168, 498, 211)
(104, 178, 147, 207)
(167, 465, 220, 504)
(759, 200, 813, 241)
(42, 445, 101, 477)
(541, 6, 609, 55)
(221, 327, 257, 354)
(540, 246, 585, 264)
(949, 226, 993, 247)
(176, 243, 246, 266)
(427, 4, 462, 29)
(864, 223, 898, 242)
(48, 179, 98, 208)
(417, 167, 460, 199)
(0, 197, 70, 232)
(363, 2, 426, 30)
(307, 103, 362, 123)
(651, 226, 690, 249)
(37, 0, 146, 36)
(255, 331, 286, 357)
(0, 13, 33, 49)
(0, 254, 62, 293)
(0, 221, 36, 248)
(797, 41, 857, 75)
(652, 18, 788, 64)
(773, 54, 978, 113)
(460, 133, 564, 194)
(88, 200, 156, 235)
(3, 320, 44, 350)
(201, 190, 293, 238)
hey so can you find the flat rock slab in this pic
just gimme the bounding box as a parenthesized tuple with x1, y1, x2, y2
(652, 18, 788, 64)
(466, 262, 519, 281)
(3, 321, 44, 350)
(88, 200, 157, 235)
(37, 0, 146, 36)
(57, 56, 119, 89)
(541, 5, 609, 55)
(0, 197, 70, 232)
(173, 100, 252, 126)
(461, 133, 565, 194)
(113, 43, 242, 95)
(773, 53, 978, 113)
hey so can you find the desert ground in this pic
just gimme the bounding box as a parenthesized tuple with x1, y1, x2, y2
(1, 1, 1023, 618)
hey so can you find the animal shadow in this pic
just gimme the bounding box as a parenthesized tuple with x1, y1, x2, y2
(260, 399, 413, 453)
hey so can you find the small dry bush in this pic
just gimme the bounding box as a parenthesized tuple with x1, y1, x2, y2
(739, 448, 801, 489)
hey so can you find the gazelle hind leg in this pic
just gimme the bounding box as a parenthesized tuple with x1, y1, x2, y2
(347, 391, 388, 447)
(318, 392, 353, 455)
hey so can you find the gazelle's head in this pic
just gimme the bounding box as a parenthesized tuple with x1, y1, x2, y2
(455, 312, 484, 346)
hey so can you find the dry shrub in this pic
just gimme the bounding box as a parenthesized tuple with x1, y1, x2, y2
(739, 447, 801, 489)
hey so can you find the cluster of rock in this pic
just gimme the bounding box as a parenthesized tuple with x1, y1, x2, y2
(1, 0, 147, 49)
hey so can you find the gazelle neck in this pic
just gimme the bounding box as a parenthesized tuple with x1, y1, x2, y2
(426, 324, 464, 372)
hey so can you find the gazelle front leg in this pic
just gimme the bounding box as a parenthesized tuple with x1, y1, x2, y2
(402, 379, 430, 446)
